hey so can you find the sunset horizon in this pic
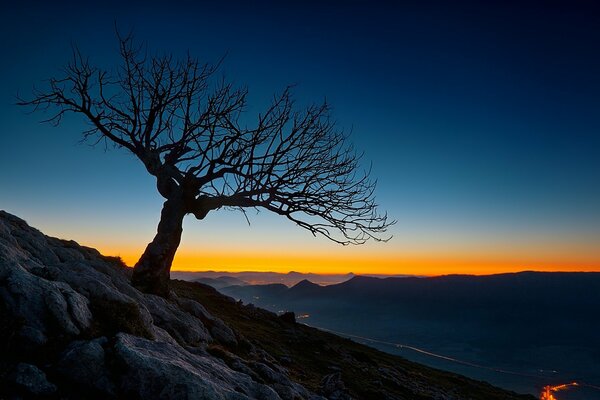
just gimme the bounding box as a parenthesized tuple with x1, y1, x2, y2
(5, 207, 599, 276)
(5, 212, 600, 276)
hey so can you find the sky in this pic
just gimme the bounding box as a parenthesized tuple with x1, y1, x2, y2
(1, 0, 599, 275)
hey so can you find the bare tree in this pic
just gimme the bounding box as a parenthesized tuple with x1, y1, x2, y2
(19, 34, 393, 296)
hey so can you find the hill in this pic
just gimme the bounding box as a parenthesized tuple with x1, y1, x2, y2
(0, 210, 534, 399)
(171, 271, 360, 287)
(220, 273, 600, 398)
(193, 276, 249, 289)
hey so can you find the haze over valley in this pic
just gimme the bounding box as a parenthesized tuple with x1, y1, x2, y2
(207, 271, 600, 400)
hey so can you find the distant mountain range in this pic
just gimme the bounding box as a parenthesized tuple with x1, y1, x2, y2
(218, 272, 600, 400)
(222, 271, 600, 319)
(192, 276, 248, 289)
(171, 270, 414, 287)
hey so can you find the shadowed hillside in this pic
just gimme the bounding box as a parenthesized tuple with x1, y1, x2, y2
(173, 280, 535, 399)
(221, 273, 600, 399)
(193, 276, 249, 290)
(0, 210, 535, 399)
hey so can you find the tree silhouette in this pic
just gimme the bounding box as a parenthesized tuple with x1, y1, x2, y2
(19, 34, 393, 296)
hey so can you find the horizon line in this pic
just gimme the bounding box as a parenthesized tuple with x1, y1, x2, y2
(169, 269, 600, 277)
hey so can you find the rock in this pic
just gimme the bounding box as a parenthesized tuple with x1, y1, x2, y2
(141, 293, 212, 346)
(0, 213, 98, 343)
(251, 362, 289, 384)
(49, 240, 86, 262)
(55, 337, 116, 396)
(250, 361, 311, 400)
(8, 363, 57, 396)
(152, 325, 180, 345)
(279, 355, 292, 366)
(279, 311, 296, 324)
(0, 259, 92, 340)
(46, 260, 155, 339)
(175, 296, 238, 346)
(210, 323, 238, 347)
(18, 325, 47, 348)
(229, 358, 261, 380)
(114, 333, 281, 400)
(320, 372, 351, 400)
(0, 212, 323, 400)
(0, 212, 61, 266)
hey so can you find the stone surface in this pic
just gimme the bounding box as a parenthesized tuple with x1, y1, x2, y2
(278, 311, 296, 324)
(320, 373, 351, 400)
(8, 363, 57, 396)
(141, 293, 211, 346)
(55, 337, 116, 396)
(114, 333, 281, 400)
(0, 211, 319, 400)
(175, 295, 238, 346)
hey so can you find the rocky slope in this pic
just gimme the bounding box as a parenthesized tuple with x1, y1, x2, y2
(0, 211, 535, 399)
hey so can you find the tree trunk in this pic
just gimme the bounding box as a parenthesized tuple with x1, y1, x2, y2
(131, 198, 185, 296)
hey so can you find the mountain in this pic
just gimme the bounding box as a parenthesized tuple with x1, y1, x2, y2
(0, 210, 535, 399)
(289, 278, 320, 292)
(193, 276, 248, 289)
(219, 273, 600, 399)
(172, 270, 378, 287)
(224, 272, 600, 327)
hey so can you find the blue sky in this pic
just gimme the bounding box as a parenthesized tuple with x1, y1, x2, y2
(1, 1, 599, 273)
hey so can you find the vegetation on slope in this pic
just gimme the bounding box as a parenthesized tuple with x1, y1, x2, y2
(173, 280, 535, 400)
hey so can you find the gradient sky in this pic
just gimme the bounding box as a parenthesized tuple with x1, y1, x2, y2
(1, 1, 599, 275)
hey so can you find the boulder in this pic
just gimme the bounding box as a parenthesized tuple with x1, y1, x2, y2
(320, 372, 352, 400)
(114, 333, 281, 400)
(55, 337, 116, 396)
(175, 296, 238, 346)
(0, 211, 336, 400)
(279, 311, 296, 324)
(141, 293, 212, 346)
(0, 259, 92, 341)
(8, 363, 57, 396)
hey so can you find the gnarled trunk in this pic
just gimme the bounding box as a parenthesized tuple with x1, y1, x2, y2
(131, 198, 185, 296)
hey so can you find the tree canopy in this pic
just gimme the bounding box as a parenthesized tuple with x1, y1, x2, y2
(20, 33, 393, 295)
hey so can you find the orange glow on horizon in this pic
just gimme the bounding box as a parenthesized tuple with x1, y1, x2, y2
(100, 246, 600, 276)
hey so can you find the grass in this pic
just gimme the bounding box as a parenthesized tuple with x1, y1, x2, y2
(172, 279, 536, 400)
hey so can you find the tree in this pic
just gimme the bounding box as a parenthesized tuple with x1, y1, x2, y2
(19, 34, 393, 296)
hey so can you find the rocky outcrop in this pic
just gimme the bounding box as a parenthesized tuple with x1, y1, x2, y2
(320, 373, 350, 400)
(54, 337, 116, 396)
(0, 211, 319, 399)
(0, 211, 535, 400)
(7, 363, 57, 396)
(114, 333, 281, 400)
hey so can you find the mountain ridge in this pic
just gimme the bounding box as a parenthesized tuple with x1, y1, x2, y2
(220, 269, 600, 398)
